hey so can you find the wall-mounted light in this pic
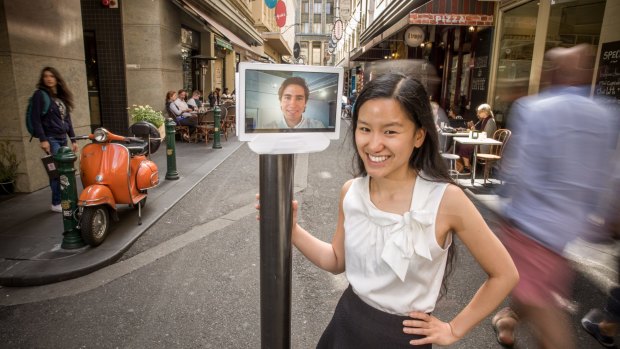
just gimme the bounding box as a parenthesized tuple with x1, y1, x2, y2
(468, 26, 476, 32)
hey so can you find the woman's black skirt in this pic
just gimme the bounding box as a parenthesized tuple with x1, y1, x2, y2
(317, 285, 431, 349)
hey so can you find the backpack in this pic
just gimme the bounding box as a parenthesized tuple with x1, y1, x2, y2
(26, 89, 51, 141)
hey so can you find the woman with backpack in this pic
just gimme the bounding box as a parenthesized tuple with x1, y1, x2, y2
(30, 66, 78, 213)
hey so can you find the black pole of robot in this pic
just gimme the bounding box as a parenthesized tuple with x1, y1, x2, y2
(259, 154, 294, 349)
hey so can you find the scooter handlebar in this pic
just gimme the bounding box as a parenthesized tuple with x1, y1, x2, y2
(71, 135, 91, 141)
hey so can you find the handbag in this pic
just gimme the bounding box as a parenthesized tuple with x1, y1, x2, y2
(41, 155, 59, 179)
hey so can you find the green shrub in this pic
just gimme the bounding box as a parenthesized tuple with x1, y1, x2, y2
(128, 104, 165, 128)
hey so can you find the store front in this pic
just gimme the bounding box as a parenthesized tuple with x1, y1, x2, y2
(488, 0, 613, 126)
(353, 0, 495, 121)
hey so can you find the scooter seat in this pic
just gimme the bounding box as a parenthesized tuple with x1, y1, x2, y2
(124, 141, 149, 156)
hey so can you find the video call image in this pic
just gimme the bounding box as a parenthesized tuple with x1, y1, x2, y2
(244, 69, 340, 133)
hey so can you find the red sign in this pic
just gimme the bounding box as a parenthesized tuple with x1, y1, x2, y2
(275, 1, 287, 28)
(409, 13, 494, 27)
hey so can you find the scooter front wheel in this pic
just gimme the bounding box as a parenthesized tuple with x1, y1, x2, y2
(80, 206, 110, 246)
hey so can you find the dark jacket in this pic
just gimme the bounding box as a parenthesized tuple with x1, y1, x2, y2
(30, 89, 76, 142)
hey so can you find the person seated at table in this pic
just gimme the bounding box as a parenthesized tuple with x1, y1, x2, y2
(187, 90, 202, 109)
(166, 90, 196, 138)
(455, 103, 497, 174)
(447, 106, 461, 120)
(221, 87, 233, 102)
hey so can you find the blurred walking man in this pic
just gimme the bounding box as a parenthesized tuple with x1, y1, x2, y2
(492, 44, 618, 349)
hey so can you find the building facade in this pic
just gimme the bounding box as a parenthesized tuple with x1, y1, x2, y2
(334, 0, 619, 126)
(0, 0, 294, 193)
(488, 0, 619, 126)
(295, 0, 335, 66)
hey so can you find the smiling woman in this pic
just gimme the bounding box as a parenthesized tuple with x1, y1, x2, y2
(284, 72, 519, 348)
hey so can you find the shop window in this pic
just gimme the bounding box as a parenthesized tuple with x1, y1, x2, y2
(491, 1, 538, 122)
(541, 0, 604, 90)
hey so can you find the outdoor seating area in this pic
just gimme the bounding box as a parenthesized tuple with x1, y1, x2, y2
(173, 104, 236, 145)
(440, 128, 512, 186)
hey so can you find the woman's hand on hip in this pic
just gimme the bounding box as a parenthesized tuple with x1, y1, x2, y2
(403, 312, 460, 346)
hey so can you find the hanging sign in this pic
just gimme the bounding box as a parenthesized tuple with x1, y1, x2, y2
(265, 0, 277, 9)
(404, 26, 425, 47)
(333, 19, 343, 41)
(293, 42, 300, 59)
(275, 1, 287, 27)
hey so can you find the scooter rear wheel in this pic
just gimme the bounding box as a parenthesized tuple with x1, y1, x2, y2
(81, 206, 110, 247)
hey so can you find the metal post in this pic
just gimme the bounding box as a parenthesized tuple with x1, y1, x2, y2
(55, 147, 85, 249)
(165, 118, 180, 180)
(212, 105, 222, 149)
(259, 154, 294, 349)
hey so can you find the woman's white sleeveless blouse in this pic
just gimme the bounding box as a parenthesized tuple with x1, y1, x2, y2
(343, 175, 451, 316)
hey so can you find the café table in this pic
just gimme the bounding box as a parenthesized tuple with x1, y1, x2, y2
(439, 130, 469, 152)
(452, 136, 502, 185)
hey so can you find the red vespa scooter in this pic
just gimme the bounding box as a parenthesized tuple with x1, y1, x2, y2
(75, 122, 161, 246)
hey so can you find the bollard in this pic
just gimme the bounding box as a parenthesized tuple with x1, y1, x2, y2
(55, 147, 85, 249)
(165, 118, 179, 180)
(212, 105, 222, 149)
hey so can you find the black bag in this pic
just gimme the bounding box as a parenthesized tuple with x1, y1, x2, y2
(41, 155, 59, 179)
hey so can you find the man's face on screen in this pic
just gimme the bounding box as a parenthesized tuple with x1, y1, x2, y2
(280, 84, 307, 127)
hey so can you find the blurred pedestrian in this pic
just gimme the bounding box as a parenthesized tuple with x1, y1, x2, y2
(30, 67, 79, 213)
(492, 44, 618, 349)
(264, 73, 518, 347)
(348, 89, 358, 106)
(581, 147, 620, 348)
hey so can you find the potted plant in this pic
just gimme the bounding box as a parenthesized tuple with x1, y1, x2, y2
(0, 141, 20, 194)
(128, 104, 166, 137)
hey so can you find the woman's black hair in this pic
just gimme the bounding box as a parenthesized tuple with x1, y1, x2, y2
(37, 66, 74, 111)
(351, 73, 452, 184)
(350, 73, 456, 297)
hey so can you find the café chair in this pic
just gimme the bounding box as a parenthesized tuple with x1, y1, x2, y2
(216, 107, 228, 141)
(164, 109, 192, 143)
(222, 106, 236, 140)
(477, 129, 512, 185)
(195, 110, 215, 144)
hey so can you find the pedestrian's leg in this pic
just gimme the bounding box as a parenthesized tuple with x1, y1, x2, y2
(520, 304, 575, 349)
(49, 138, 66, 206)
(492, 306, 518, 346)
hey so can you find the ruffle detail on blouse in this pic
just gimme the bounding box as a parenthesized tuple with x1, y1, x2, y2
(380, 209, 434, 282)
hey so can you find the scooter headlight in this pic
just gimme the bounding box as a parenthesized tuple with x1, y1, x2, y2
(94, 129, 108, 142)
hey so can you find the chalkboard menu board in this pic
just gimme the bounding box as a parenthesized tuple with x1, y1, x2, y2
(595, 40, 620, 104)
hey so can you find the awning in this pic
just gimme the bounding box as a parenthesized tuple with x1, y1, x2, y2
(183, 1, 265, 58)
(181, 0, 262, 46)
(360, 0, 429, 46)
